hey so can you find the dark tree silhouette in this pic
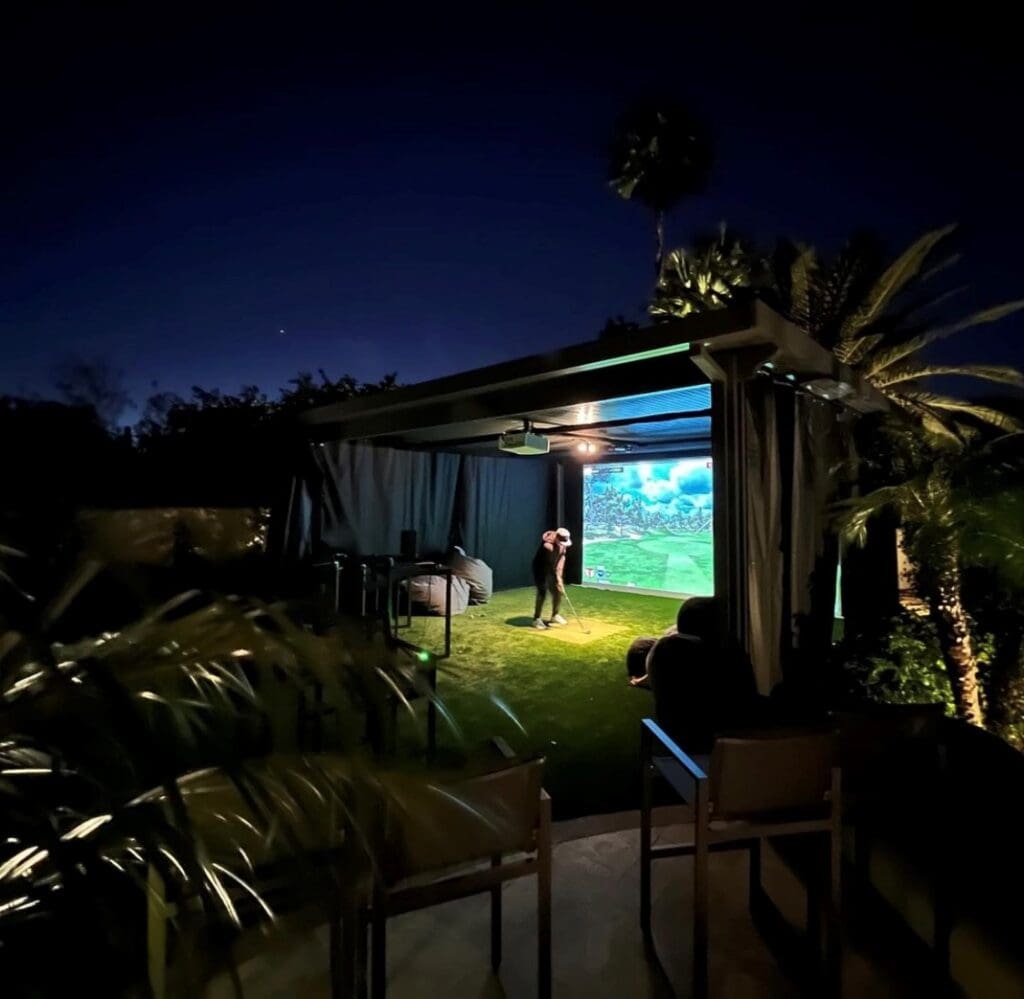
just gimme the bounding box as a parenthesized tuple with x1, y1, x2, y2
(608, 99, 712, 275)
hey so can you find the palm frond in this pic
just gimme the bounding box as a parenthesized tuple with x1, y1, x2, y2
(837, 224, 956, 347)
(788, 246, 817, 329)
(875, 363, 1024, 389)
(886, 393, 967, 443)
(834, 483, 916, 546)
(866, 299, 1024, 375)
(899, 391, 1024, 434)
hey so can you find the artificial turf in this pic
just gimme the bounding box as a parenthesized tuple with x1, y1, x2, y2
(396, 586, 680, 820)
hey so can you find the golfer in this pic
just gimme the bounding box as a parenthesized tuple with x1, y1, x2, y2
(532, 527, 571, 628)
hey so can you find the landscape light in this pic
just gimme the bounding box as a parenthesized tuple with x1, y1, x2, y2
(416, 649, 431, 663)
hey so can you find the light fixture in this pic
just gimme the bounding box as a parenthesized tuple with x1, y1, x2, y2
(804, 377, 855, 402)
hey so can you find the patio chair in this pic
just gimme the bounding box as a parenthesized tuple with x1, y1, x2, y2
(640, 719, 841, 998)
(145, 755, 369, 999)
(370, 749, 551, 998)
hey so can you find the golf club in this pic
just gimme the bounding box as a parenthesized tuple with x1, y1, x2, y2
(561, 590, 590, 635)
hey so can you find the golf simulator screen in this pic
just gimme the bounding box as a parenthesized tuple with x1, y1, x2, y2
(582, 458, 714, 596)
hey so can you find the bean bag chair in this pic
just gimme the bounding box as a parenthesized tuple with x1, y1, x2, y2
(407, 574, 471, 616)
(648, 633, 762, 754)
(450, 550, 493, 604)
(626, 637, 657, 680)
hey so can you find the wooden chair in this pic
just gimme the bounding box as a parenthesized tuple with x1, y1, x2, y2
(370, 752, 551, 998)
(640, 719, 841, 998)
(145, 755, 369, 999)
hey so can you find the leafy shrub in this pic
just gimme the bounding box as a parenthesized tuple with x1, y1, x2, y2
(836, 611, 995, 715)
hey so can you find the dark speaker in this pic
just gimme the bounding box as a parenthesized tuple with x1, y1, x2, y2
(400, 529, 418, 559)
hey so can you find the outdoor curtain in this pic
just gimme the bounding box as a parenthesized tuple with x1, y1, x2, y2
(744, 383, 843, 693)
(288, 441, 551, 589)
(313, 442, 461, 556)
(455, 453, 550, 589)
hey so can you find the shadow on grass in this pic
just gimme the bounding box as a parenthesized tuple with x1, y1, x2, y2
(505, 616, 540, 628)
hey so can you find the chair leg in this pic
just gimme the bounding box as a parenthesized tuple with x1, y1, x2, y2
(806, 879, 822, 970)
(538, 796, 552, 999)
(640, 756, 653, 939)
(371, 892, 387, 999)
(329, 908, 343, 999)
(490, 855, 502, 972)
(357, 909, 369, 999)
(747, 838, 763, 913)
(693, 784, 709, 999)
(826, 819, 843, 997)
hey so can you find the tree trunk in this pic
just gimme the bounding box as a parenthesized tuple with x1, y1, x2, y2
(654, 212, 665, 277)
(928, 553, 984, 726)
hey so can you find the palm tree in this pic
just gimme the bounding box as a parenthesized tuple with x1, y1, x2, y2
(779, 227, 1024, 725)
(837, 431, 985, 724)
(772, 226, 1024, 440)
(650, 224, 1024, 724)
(649, 225, 758, 320)
(608, 100, 712, 275)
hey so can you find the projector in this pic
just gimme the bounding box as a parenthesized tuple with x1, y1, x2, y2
(498, 430, 550, 455)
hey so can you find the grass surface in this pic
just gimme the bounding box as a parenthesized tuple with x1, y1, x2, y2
(582, 531, 714, 595)
(396, 586, 679, 820)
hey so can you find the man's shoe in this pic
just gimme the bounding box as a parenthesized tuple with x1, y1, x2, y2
(549, 614, 568, 626)
(533, 618, 549, 629)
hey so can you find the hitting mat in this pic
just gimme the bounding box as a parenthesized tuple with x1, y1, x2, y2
(527, 620, 625, 645)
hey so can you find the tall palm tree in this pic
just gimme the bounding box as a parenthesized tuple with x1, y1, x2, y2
(608, 100, 712, 276)
(837, 432, 985, 723)
(781, 228, 1024, 725)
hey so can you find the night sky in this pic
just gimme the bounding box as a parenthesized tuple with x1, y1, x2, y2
(4, 5, 1023, 411)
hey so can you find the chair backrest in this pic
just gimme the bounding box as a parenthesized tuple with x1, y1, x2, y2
(709, 729, 837, 819)
(382, 757, 545, 882)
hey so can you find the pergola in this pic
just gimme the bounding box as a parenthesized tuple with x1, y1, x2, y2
(296, 301, 885, 691)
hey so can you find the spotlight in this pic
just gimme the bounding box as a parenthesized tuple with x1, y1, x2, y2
(804, 377, 855, 402)
(577, 442, 588, 453)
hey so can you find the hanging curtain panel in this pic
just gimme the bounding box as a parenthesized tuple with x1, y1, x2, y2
(314, 442, 461, 557)
(455, 454, 552, 590)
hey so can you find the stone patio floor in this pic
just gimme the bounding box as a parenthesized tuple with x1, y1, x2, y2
(215, 808, 940, 998)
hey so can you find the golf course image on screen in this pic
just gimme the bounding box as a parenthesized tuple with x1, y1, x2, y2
(582, 458, 713, 596)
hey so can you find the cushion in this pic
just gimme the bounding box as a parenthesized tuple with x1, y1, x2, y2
(450, 551, 493, 604)
(407, 574, 471, 616)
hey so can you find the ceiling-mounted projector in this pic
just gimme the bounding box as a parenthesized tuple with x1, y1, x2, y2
(498, 429, 549, 455)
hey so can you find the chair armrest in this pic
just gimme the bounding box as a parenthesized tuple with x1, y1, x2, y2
(491, 736, 516, 760)
(642, 718, 708, 780)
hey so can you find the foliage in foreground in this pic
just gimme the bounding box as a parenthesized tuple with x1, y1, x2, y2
(0, 538, 498, 996)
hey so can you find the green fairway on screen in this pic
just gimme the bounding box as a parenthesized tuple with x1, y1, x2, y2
(582, 458, 713, 596)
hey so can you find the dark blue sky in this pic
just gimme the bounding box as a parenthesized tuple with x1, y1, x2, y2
(4, 5, 1022, 410)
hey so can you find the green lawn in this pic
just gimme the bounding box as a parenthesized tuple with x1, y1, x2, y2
(583, 531, 714, 594)
(395, 586, 679, 820)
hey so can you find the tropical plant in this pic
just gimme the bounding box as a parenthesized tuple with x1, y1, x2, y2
(770, 226, 1024, 440)
(650, 223, 1024, 728)
(649, 225, 759, 320)
(0, 534, 492, 996)
(837, 610, 957, 712)
(837, 429, 987, 723)
(608, 100, 712, 275)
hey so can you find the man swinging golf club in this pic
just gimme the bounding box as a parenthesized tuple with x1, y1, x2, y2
(532, 527, 571, 629)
